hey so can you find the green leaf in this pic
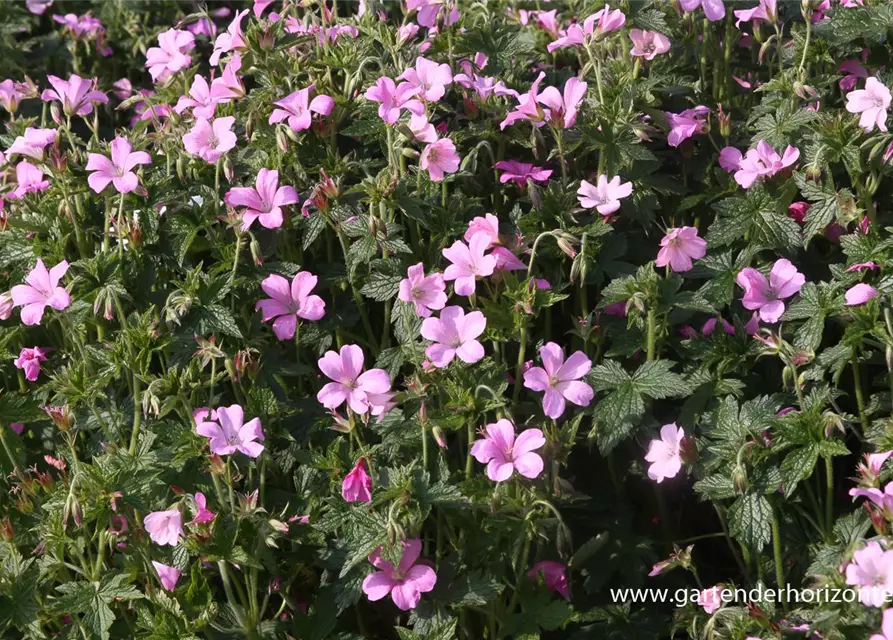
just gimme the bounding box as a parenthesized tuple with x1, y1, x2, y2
(779, 446, 818, 497)
(199, 303, 243, 339)
(359, 271, 403, 302)
(631, 361, 689, 399)
(728, 493, 772, 548)
(441, 571, 504, 607)
(793, 173, 850, 244)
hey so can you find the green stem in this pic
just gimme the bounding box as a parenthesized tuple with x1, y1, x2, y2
(851, 357, 870, 437)
(554, 128, 567, 184)
(209, 357, 217, 408)
(798, 13, 811, 77)
(128, 375, 142, 455)
(512, 325, 528, 404)
(771, 503, 787, 610)
(116, 193, 125, 260)
(824, 456, 834, 541)
(646, 307, 657, 361)
(0, 423, 22, 478)
(465, 421, 474, 480)
(229, 232, 243, 311)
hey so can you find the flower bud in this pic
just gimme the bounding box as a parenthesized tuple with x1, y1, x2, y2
(0, 292, 13, 320)
(250, 236, 263, 266)
(224, 156, 235, 182)
(0, 520, 13, 543)
(50, 103, 62, 125)
(402, 147, 420, 159)
(432, 426, 447, 449)
(732, 464, 747, 493)
(276, 127, 290, 153)
(43, 405, 72, 431)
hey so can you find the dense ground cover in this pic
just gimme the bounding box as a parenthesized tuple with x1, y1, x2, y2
(2, 0, 893, 638)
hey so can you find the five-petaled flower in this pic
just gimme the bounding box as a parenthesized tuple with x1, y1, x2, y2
(41, 74, 108, 116)
(143, 509, 183, 547)
(196, 404, 265, 458)
(846, 77, 891, 133)
(645, 423, 686, 483)
(470, 418, 546, 482)
(577, 174, 633, 216)
(225, 168, 299, 231)
(442, 233, 497, 296)
(14, 346, 47, 382)
(523, 342, 594, 419)
(420, 305, 487, 368)
(317, 344, 392, 414)
(655, 227, 707, 272)
(269, 86, 335, 132)
(86, 137, 152, 194)
(11, 259, 71, 326)
(362, 539, 437, 610)
(737, 259, 805, 323)
(255, 271, 326, 340)
(398, 263, 447, 318)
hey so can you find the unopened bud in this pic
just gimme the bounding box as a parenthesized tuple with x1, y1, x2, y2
(402, 147, 419, 159)
(0, 520, 13, 543)
(176, 156, 186, 181)
(276, 127, 290, 153)
(51, 103, 62, 125)
(250, 237, 263, 266)
(732, 465, 747, 493)
(44, 405, 72, 431)
(432, 426, 447, 449)
(245, 116, 254, 141)
(224, 156, 234, 182)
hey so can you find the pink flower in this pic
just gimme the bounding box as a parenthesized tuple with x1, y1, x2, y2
(718, 146, 742, 172)
(702, 317, 734, 336)
(679, 0, 726, 21)
(442, 233, 497, 296)
(470, 419, 545, 482)
(86, 137, 152, 194)
(420, 138, 460, 182)
(645, 424, 685, 483)
(697, 586, 726, 614)
(145, 29, 195, 82)
(500, 72, 548, 130)
(152, 561, 181, 591)
(850, 483, 893, 517)
(788, 201, 810, 225)
(342, 459, 372, 503)
(183, 117, 237, 163)
(495, 160, 552, 185)
(1, 292, 15, 320)
(143, 509, 183, 546)
(577, 175, 633, 215)
(0, 79, 27, 113)
(14, 346, 47, 382)
(523, 342, 594, 419)
(845, 283, 878, 306)
(733, 0, 777, 27)
(655, 227, 707, 272)
(464, 214, 500, 247)
(407, 0, 459, 28)
(364, 77, 423, 124)
(840, 59, 869, 92)
(11, 259, 71, 325)
(9, 423, 24, 435)
(629, 30, 671, 60)
(409, 114, 438, 143)
(538, 77, 587, 129)
(41, 74, 107, 116)
(362, 539, 437, 610)
(188, 492, 216, 525)
(210, 54, 246, 102)
(398, 263, 447, 318)
(733, 141, 799, 188)
(254, 0, 275, 17)
(528, 561, 569, 600)
(316, 344, 392, 414)
(174, 76, 220, 119)
(27, 0, 53, 15)
(269, 86, 335, 132)
(224, 168, 299, 231)
(737, 259, 805, 323)
(195, 404, 265, 458)
(590, 4, 627, 33)
(399, 57, 453, 102)
(847, 261, 879, 272)
(210, 9, 249, 66)
(872, 609, 893, 640)
(665, 106, 709, 147)
(421, 306, 486, 368)
(255, 272, 325, 340)
(845, 541, 893, 606)
(846, 77, 891, 133)
(7, 128, 57, 161)
(10, 162, 50, 199)
(53, 13, 104, 39)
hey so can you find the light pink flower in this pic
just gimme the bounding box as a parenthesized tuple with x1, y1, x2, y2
(471, 419, 545, 482)
(269, 86, 334, 132)
(577, 175, 632, 215)
(85, 137, 151, 195)
(317, 344, 392, 414)
(655, 227, 706, 272)
(871, 609, 893, 640)
(14, 346, 47, 382)
(152, 561, 181, 591)
(846, 283, 878, 306)
(53, 13, 104, 39)
(733, 141, 799, 188)
(590, 4, 626, 33)
(195, 404, 265, 458)
(362, 539, 437, 610)
(143, 509, 183, 546)
(10, 162, 50, 199)
(421, 306, 486, 368)
(733, 0, 777, 27)
(665, 106, 709, 147)
(845, 541, 893, 607)
(183, 117, 237, 163)
(398, 23, 420, 45)
(174, 76, 220, 119)
(528, 561, 569, 600)
(500, 72, 548, 130)
(255, 272, 325, 340)
(850, 483, 893, 517)
(523, 342, 593, 419)
(846, 77, 891, 133)
(210, 54, 246, 102)
(0, 79, 27, 113)
(547, 24, 587, 53)
(409, 114, 438, 143)
(697, 586, 726, 614)
(27, 0, 53, 15)
(398, 263, 447, 318)
(679, 0, 726, 21)
(41, 74, 108, 116)
(342, 458, 372, 503)
(463, 214, 500, 247)
(145, 29, 195, 82)
(538, 77, 587, 129)
(11, 259, 71, 326)
(188, 492, 216, 525)
(737, 259, 805, 323)
(364, 77, 423, 124)
(495, 160, 552, 185)
(629, 30, 671, 60)
(224, 168, 299, 231)
(847, 261, 879, 273)
(718, 146, 742, 172)
(420, 138, 460, 182)
(7, 128, 57, 161)
(407, 0, 459, 28)
(442, 233, 497, 296)
(210, 9, 249, 66)
(399, 57, 453, 102)
(645, 424, 685, 483)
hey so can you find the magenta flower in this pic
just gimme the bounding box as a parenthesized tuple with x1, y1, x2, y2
(420, 138, 460, 182)
(500, 72, 548, 130)
(41, 74, 107, 116)
(702, 317, 735, 336)
(11, 259, 71, 325)
(737, 259, 805, 323)
(850, 483, 893, 517)
(399, 57, 453, 102)
(145, 29, 195, 82)
(840, 59, 869, 92)
(590, 4, 626, 33)
(847, 261, 879, 272)
(523, 342, 593, 419)
(143, 509, 183, 546)
(464, 214, 500, 248)
(196, 404, 264, 458)
(645, 424, 685, 483)
(317, 345, 392, 414)
(342, 458, 372, 503)
(398, 263, 447, 318)
(527, 561, 570, 601)
(152, 561, 181, 591)
(362, 539, 437, 611)
(871, 609, 893, 640)
(846, 283, 878, 306)
(442, 233, 497, 296)
(538, 77, 587, 129)
(495, 160, 552, 185)
(188, 492, 216, 525)
(733, 141, 799, 188)
(629, 29, 671, 60)
(665, 106, 709, 147)
(679, 0, 725, 21)
(846, 77, 891, 133)
(7, 128, 57, 161)
(364, 77, 423, 124)
(733, 0, 777, 27)
(655, 227, 707, 272)
(86, 137, 152, 194)
(210, 55, 246, 102)
(174, 76, 220, 119)
(224, 168, 299, 231)
(577, 175, 632, 215)
(470, 419, 545, 482)
(420, 306, 486, 368)
(10, 162, 50, 199)
(255, 272, 325, 340)
(210, 9, 249, 66)
(14, 346, 47, 382)
(845, 541, 893, 606)
(269, 86, 335, 132)
(9, 423, 24, 435)
(183, 117, 237, 163)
